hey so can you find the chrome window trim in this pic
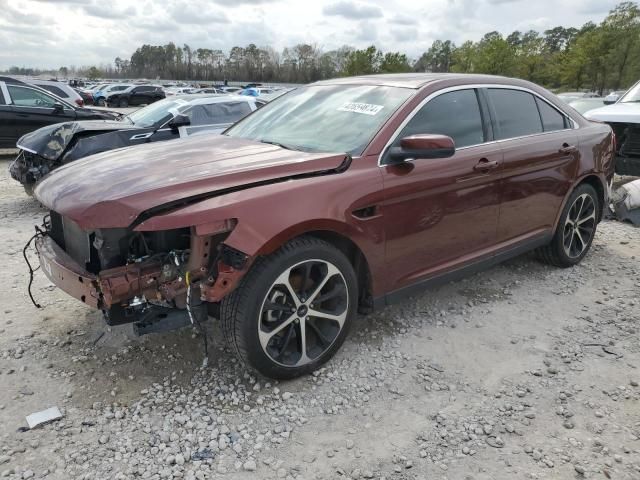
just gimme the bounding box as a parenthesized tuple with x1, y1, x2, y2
(378, 83, 579, 167)
(0, 82, 10, 104)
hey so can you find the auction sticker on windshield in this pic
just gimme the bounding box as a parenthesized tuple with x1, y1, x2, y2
(338, 102, 384, 115)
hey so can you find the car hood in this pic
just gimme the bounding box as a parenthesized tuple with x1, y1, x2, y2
(34, 135, 347, 229)
(17, 120, 138, 161)
(584, 102, 640, 123)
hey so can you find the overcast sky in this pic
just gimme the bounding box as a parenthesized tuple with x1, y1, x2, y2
(0, 0, 622, 70)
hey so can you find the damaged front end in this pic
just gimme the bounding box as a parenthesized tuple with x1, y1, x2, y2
(9, 150, 56, 193)
(610, 123, 640, 177)
(32, 211, 247, 335)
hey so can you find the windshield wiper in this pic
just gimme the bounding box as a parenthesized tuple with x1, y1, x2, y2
(259, 139, 301, 151)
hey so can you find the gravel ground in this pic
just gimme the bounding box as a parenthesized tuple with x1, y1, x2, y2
(1, 156, 639, 480)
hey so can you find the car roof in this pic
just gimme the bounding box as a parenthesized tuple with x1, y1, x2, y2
(313, 73, 521, 89)
(0, 76, 31, 86)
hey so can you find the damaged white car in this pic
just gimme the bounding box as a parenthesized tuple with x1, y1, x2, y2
(585, 80, 640, 177)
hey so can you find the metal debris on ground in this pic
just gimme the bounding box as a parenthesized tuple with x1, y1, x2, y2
(25, 406, 63, 429)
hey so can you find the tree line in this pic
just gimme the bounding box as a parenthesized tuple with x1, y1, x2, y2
(4, 1, 639, 93)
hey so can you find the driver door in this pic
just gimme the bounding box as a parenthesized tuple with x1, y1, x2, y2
(7, 84, 76, 139)
(381, 88, 502, 294)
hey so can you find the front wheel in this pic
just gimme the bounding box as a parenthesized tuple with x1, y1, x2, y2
(119, 98, 128, 108)
(536, 183, 599, 267)
(96, 98, 105, 106)
(220, 237, 357, 379)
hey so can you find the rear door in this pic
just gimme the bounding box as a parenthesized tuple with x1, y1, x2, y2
(6, 84, 76, 140)
(484, 88, 578, 243)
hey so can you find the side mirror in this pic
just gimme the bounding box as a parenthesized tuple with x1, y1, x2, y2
(387, 134, 455, 164)
(53, 102, 65, 113)
(168, 114, 191, 129)
(603, 99, 616, 105)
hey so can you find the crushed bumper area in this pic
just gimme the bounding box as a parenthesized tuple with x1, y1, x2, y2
(35, 235, 100, 308)
(9, 150, 54, 187)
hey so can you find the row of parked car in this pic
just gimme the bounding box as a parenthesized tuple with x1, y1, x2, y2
(72, 81, 284, 107)
(2, 76, 270, 192)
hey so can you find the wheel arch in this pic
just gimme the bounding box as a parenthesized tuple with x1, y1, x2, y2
(225, 220, 377, 314)
(577, 174, 606, 222)
(298, 230, 374, 314)
(552, 173, 607, 234)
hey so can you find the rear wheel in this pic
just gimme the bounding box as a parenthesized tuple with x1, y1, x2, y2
(536, 183, 599, 267)
(220, 237, 357, 379)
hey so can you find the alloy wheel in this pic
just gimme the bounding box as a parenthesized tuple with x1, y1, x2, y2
(258, 259, 348, 367)
(563, 193, 596, 258)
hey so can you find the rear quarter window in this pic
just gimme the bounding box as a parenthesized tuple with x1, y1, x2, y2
(535, 97, 568, 132)
(488, 89, 543, 140)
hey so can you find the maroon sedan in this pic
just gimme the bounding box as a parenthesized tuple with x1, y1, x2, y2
(31, 74, 614, 379)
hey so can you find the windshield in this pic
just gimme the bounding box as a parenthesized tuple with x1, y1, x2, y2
(225, 84, 413, 155)
(126, 98, 189, 127)
(620, 81, 640, 103)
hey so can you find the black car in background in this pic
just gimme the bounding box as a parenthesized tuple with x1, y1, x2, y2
(106, 85, 165, 107)
(0, 76, 118, 148)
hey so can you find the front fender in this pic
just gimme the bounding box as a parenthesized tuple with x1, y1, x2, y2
(134, 160, 386, 297)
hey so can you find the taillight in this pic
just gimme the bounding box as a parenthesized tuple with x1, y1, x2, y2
(76, 98, 84, 107)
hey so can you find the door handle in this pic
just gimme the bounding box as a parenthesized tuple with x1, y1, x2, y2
(559, 143, 578, 154)
(473, 158, 499, 172)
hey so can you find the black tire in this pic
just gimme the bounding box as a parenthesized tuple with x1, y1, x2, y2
(220, 236, 357, 379)
(536, 183, 599, 268)
(119, 98, 128, 108)
(96, 98, 105, 106)
(22, 183, 34, 196)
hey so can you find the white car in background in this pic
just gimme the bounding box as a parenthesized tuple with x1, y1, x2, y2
(585, 80, 640, 176)
(26, 79, 85, 107)
(604, 90, 627, 105)
(165, 87, 197, 96)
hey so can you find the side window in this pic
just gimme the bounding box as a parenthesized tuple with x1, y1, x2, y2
(488, 89, 542, 140)
(7, 85, 57, 108)
(394, 89, 484, 149)
(185, 105, 210, 126)
(200, 102, 252, 124)
(38, 85, 68, 98)
(535, 97, 568, 132)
